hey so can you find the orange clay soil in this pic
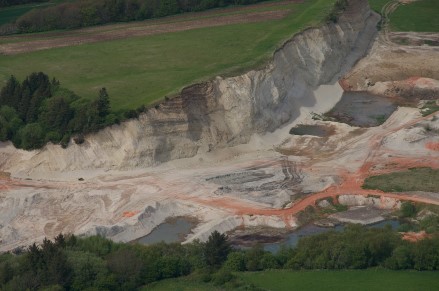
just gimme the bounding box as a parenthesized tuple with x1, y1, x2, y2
(426, 142, 439, 151)
(401, 231, 431, 242)
(0, 111, 437, 238)
(178, 111, 439, 226)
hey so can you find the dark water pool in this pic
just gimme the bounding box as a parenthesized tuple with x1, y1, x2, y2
(136, 217, 196, 245)
(289, 125, 333, 137)
(326, 92, 397, 127)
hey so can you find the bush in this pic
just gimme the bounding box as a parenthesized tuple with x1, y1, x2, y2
(224, 252, 246, 271)
(400, 202, 416, 218)
(212, 268, 235, 286)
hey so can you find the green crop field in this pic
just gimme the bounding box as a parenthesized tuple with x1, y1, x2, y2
(390, 0, 439, 32)
(0, 0, 337, 112)
(363, 167, 439, 193)
(238, 270, 439, 291)
(146, 269, 439, 291)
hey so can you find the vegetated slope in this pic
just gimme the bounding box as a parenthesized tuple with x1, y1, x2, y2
(363, 168, 439, 193)
(0, 0, 337, 112)
(0, 72, 118, 149)
(390, 0, 439, 32)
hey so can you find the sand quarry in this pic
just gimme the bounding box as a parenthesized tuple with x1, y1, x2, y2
(1, 0, 439, 251)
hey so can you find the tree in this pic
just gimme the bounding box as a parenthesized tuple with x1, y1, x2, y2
(97, 87, 110, 118)
(0, 75, 20, 109)
(203, 231, 231, 268)
(17, 123, 45, 149)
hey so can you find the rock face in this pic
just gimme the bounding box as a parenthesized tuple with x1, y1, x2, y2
(0, 0, 379, 176)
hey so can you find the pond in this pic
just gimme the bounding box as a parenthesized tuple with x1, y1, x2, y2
(261, 219, 401, 253)
(136, 217, 196, 245)
(325, 92, 398, 127)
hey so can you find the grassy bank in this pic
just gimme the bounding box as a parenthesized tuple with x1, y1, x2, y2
(0, 0, 337, 112)
(363, 167, 439, 193)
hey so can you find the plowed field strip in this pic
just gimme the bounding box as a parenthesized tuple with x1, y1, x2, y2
(0, 9, 290, 55)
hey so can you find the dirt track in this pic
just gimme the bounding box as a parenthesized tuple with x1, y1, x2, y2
(0, 1, 298, 55)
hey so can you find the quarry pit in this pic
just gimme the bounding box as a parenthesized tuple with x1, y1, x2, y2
(0, 0, 438, 251)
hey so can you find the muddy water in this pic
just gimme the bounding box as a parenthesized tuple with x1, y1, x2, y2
(137, 217, 196, 245)
(262, 219, 401, 253)
(289, 125, 333, 137)
(326, 92, 397, 127)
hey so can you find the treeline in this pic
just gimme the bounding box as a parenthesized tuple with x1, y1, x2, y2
(0, 72, 117, 149)
(1, 227, 439, 290)
(0, 231, 231, 290)
(10, 0, 266, 33)
(0, 0, 47, 8)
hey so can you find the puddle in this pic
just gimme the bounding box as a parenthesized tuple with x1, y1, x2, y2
(234, 219, 401, 253)
(136, 217, 197, 245)
(289, 125, 333, 137)
(326, 92, 397, 127)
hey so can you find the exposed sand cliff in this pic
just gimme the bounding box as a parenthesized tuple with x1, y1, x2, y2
(0, 0, 379, 178)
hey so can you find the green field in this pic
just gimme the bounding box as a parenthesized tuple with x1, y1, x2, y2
(390, 0, 439, 32)
(0, 0, 337, 112)
(239, 270, 439, 291)
(363, 168, 439, 193)
(367, 0, 390, 13)
(147, 270, 439, 291)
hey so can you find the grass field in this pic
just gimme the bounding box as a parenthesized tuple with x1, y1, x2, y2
(0, 0, 337, 112)
(238, 270, 439, 291)
(367, 0, 390, 13)
(390, 0, 439, 32)
(363, 168, 439, 193)
(146, 270, 439, 291)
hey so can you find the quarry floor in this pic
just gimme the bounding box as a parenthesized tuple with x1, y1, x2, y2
(1, 23, 439, 251)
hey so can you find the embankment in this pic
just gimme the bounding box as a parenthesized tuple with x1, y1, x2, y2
(0, 0, 379, 178)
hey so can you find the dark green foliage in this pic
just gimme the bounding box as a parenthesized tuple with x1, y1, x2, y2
(204, 231, 231, 268)
(0, 0, 47, 8)
(400, 202, 416, 218)
(326, 0, 348, 23)
(0, 72, 116, 150)
(1, 227, 439, 290)
(10, 0, 267, 33)
(97, 87, 110, 118)
(286, 225, 401, 270)
(224, 252, 246, 271)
